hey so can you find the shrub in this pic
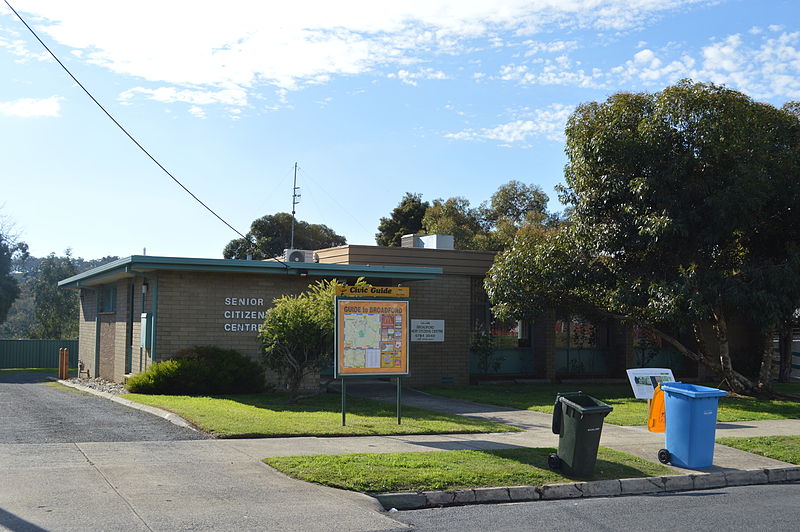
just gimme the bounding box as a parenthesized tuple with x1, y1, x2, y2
(125, 345, 265, 395)
(259, 279, 356, 402)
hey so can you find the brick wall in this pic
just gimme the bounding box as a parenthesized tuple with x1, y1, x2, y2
(79, 269, 480, 388)
(98, 315, 115, 379)
(155, 271, 311, 363)
(78, 289, 97, 377)
(402, 275, 471, 386)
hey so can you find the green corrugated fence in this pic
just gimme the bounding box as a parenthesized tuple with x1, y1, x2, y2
(0, 339, 79, 369)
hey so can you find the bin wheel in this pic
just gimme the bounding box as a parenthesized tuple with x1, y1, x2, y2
(658, 449, 671, 464)
(547, 453, 561, 469)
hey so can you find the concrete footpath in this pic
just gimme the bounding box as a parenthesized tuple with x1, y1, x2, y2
(61, 378, 800, 512)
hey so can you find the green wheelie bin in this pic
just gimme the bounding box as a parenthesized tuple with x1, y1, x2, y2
(549, 392, 613, 476)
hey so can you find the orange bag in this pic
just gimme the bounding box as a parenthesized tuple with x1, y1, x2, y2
(647, 384, 666, 433)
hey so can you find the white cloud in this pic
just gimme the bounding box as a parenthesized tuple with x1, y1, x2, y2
(499, 57, 603, 88)
(118, 87, 248, 107)
(702, 34, 743, 72)
(500, 29, 800, 101)
(0, 32, 49, 62)
(616, 31, 800, 99)
(188, 106, 206, 119)
(523, 39, 579, 56)
(387, 67, 448, 86)
(445, 103, 573, 145)
(0, 96, 62, 117)
(0, 0, 714, 110)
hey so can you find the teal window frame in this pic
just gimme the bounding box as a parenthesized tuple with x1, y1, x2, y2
(99, 285, 117, 313)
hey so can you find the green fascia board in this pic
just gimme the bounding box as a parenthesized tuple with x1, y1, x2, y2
(58, 255, 442, 288)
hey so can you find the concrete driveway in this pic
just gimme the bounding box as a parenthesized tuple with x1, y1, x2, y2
(0, 373, 405, 531)
(0, 440, 405, 531)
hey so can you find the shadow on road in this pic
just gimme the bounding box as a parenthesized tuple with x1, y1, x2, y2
(0, 371, 54, 384)
(0, 507, 49, 532)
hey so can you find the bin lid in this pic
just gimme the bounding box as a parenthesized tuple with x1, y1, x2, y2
(659, 382, 728, 398)
(557, 392, 613, 414)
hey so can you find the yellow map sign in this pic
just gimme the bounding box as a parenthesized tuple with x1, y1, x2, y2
(335, 299, 409, 376)
(335, 286, 409, 298)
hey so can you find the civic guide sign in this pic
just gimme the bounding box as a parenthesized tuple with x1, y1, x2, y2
(334, 288, 410, 377)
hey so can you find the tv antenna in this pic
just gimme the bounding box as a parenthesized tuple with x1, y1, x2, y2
(290, 162, 301, 249)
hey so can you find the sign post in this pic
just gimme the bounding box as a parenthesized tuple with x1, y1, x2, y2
(334, 286, 410, 425)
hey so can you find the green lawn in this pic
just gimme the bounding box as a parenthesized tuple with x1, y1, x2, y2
(263, 447, 672, 493)
(419, 383, 800, 426)
(124, 392, 521, 437)
(717, 436, 800, 465)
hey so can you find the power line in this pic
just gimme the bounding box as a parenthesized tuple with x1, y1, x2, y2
(297, 165, 373, 237)
(4, 0, 250, 244)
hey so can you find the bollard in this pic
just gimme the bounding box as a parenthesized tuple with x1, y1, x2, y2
(58, 348, 69, 380)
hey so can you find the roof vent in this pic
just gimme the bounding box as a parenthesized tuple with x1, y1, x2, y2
(400, 234, 454, 250)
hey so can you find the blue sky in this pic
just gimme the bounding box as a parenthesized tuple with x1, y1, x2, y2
(1, 0, 798, 260)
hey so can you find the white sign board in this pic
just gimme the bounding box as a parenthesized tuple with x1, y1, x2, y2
(410, 319, 445, 342)
(626, 368, 676, 399)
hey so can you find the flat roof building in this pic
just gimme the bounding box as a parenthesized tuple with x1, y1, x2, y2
(60, 237, 692, 388)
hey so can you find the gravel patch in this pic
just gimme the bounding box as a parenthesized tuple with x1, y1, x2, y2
(67, 377, 127, 395)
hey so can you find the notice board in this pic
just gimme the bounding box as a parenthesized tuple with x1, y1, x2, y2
(334, 298, 409, 377)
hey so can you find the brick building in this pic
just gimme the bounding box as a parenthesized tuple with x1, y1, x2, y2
(60, 236, 683, 387)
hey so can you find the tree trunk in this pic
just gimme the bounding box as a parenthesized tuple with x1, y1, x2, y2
(650, 323, 759, 396)
(600, 310, 761, 396)
(756, 329, 775, 395)
(711, 309, 738, 392)
(283, 348, 303, 404)
(778, 327, 793, 383)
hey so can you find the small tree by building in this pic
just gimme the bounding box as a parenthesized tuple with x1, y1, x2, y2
(259, 278, 366, 402)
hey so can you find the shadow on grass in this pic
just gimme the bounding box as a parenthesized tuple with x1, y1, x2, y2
(421, 383, 636, 412)
(720, 396, 800, 418)
(205, 391, 512, 438)
(222, 392, 498, 422)
(486, 447, 664, 481)
(404, 440, 529, 452)
(221, 391, 411, 415)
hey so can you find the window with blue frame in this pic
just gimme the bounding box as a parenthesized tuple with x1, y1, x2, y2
(99, 285, 117, 313)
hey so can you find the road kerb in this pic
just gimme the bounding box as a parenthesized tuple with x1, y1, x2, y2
(373, 466, 800, 510)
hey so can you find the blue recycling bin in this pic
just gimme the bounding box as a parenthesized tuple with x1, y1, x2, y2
(659, 382, 728, 469)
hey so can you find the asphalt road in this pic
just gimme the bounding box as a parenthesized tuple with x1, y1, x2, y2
(391, 483, 800, 531)
(0, 371, 205, 443)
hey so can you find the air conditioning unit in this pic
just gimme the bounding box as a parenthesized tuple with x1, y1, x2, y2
(284, 249, 315, 263)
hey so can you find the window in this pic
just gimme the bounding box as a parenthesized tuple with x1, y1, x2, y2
(469, 277, 490, 331)
(99, 285, 117, 313)
(555, 317, 608, 349)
